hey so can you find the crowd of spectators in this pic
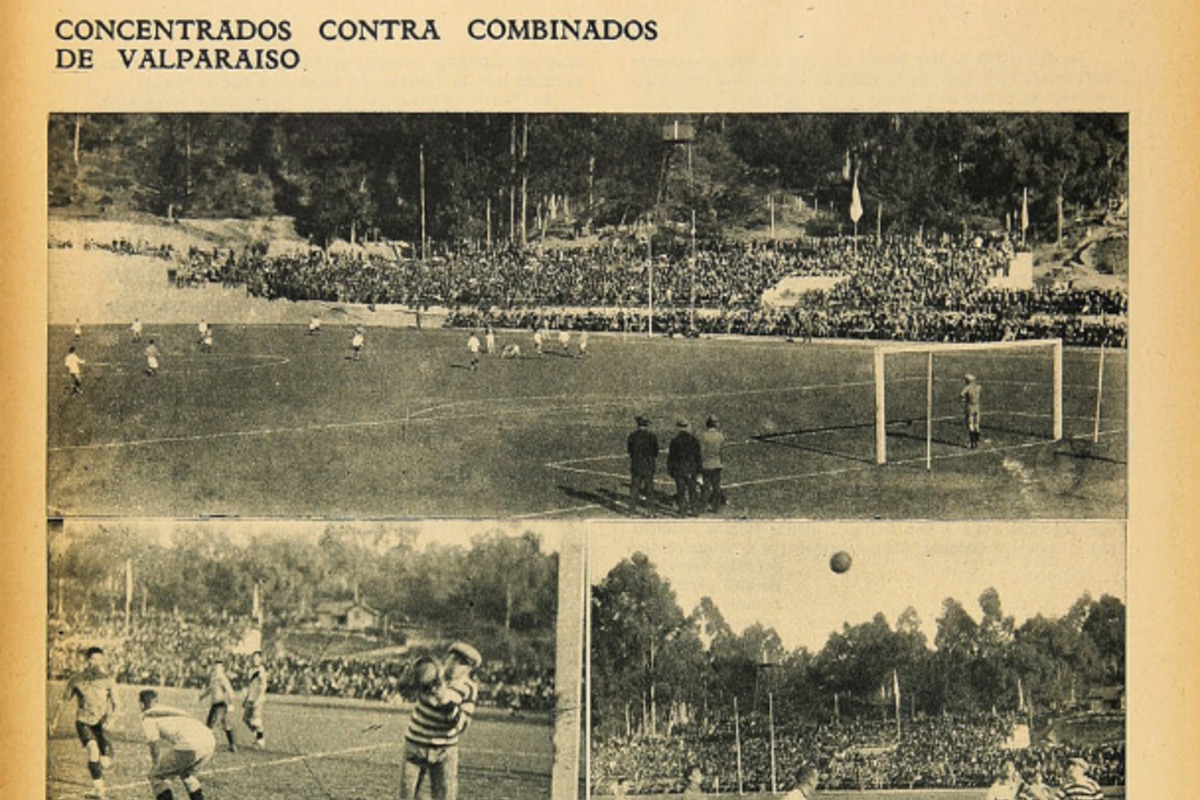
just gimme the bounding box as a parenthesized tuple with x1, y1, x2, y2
(47, 611, 554, 711)
(72, 230, 1128, 347)
(592, 713, 1124, 794)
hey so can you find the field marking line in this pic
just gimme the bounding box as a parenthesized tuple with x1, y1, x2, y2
(52, 741, 551, 796)
(538, 427, 1126, 508)
(48, 378, 881, 453)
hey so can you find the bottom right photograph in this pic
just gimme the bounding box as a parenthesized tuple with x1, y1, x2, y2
(588, 522, 1125, 799)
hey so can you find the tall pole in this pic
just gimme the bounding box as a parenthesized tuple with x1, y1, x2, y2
(874, 348, 888, 464)
(769, 194, 776, 243)
(925, 351, 934, 471)
(520, 114, 529, 247)
(647, 234, 655, 337)
(551, 532, 585, 800)
(733, 696, 744, 795)
(486, 197, 492, 252)
(509, 115, 517, 243)
(419, 144, 428, 260)
(123, 560, 133, 633)
(1093, 342, 1107, 443)
(689, 208, 697, 331)
(768, 692, 778, 794)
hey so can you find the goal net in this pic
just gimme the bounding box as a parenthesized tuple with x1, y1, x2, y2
(873, 339, 1063, 466)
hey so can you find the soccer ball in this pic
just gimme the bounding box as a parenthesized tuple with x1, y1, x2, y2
(830, 551, 853, 574)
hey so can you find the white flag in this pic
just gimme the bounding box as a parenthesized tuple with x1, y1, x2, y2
(1021, 187, 1029, 232)
(849, 169, 864, 224)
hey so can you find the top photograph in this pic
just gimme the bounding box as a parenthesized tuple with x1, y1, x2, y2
(45, 113, 1126, 520)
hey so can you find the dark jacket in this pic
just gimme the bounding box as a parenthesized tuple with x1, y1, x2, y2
(667, 430, 702, 478)
(627, 428, 659, 476)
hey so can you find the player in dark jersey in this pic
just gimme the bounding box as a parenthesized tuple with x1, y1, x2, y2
(65, 646, 120, 799)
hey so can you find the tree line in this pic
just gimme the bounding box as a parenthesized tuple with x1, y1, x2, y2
(592, 553, 1124, 739)
(49, 113, 1126, 247)
(50, 525, 558, 644)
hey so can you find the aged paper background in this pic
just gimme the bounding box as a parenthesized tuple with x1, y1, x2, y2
(3, 0, 1198, 796)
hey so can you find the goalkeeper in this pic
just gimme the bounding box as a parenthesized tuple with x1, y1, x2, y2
(960, 373, 982, 449)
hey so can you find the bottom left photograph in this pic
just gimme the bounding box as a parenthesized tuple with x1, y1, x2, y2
(46, 518, 584, 800)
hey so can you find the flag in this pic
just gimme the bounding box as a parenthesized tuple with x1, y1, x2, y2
(842, 149, 851, 181)
(1021, 187, 1029, 232)
(893, 669, 901, 716)
(1018, 677, 1026, 712)
(849, 169, 864, 224)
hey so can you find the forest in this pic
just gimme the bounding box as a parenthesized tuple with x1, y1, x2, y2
(48, 113, 1128, 248)
(592, 553, 1124, 736)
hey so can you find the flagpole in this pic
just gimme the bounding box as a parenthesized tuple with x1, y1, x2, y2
(733, 696, 744, 796)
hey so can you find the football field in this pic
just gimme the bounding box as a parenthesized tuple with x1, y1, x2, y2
(47, 683, 553, 800)
(47, 325, 1126, 519)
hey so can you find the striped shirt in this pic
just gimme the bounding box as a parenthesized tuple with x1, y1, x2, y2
(405, 679, 478, 748)
(1055, 778, 1104, 800)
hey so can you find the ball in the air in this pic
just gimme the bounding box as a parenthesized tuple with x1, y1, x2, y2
(830, 551, 853, 574)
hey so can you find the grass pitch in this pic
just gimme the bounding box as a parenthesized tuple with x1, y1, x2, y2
(47, 325, 1125, 519)
(47, 683, 552, 800)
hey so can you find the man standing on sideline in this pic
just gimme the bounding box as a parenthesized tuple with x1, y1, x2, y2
(242, 651, 267, 748)
(1054, 758, 1104, 800)
(65, 346, 86, 395)
(65, 646, 119, 799)
(198, 659, 237, 752)
(626, 415, 659, 515)
(139, 689, 216, 800)
(485, 324, 496, 355)
(697, 414, 726, 512)
(960, 373, 982, 449)
(667, 419, 702, 516)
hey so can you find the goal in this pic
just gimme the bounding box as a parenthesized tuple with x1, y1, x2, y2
(873, 339, 1063, 467)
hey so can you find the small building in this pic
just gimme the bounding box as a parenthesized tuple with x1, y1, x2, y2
(1085, 686, 1126, 713)
(315, 600, 384, 632)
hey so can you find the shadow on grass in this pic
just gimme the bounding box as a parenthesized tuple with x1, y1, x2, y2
(557, 484, 680, 518)
(1055, 439, 1127, 466)
(752, 424, 876, 465)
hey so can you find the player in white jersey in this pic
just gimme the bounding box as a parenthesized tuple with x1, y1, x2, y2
(131, 317, 143, 342)
(308, 315, 322, 335)
(532, 328, 544, 355)
(74, 318, 84, 339)
(144, 340, 161, 377)
(578, 330, 589, 358)
(485, 324, 496, 354)
(139, 689, 216, 800)
(558, 329, 571, 353)
(350, 327, 365, 361)
(467, 332, 481, 371)
(65, 346, 86, 395)
(501, 343, 521, 359)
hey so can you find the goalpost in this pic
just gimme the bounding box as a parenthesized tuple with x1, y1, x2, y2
(872, 338, 1063, 468)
